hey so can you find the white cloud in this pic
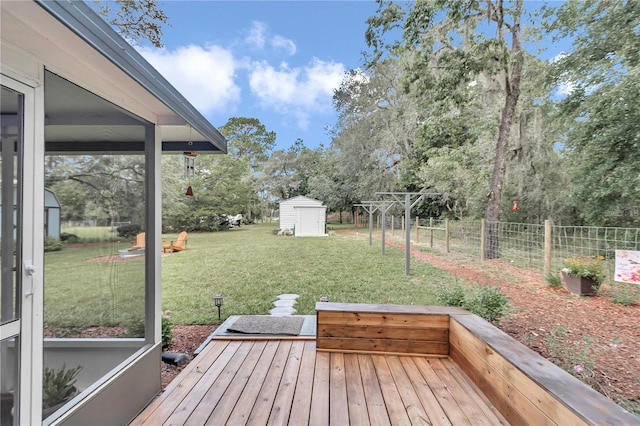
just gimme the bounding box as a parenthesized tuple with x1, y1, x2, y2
(556, 81, 575, 96)
(271, 35, 296, 56)
(245, 21, 267, 50)
(245, 21, 296, 56)
(550, 52, 567, 64)
(248, 58, 345, 129)
(549, 52, 576, 97)
(139, 45, 241, 116)
(139, 20, 344, 133)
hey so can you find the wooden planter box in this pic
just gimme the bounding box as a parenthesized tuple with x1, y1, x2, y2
(562, 271, 599, 295)
(316, 302, 639, 425)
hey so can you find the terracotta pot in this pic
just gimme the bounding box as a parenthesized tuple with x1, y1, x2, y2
(561, 271, 599, 296)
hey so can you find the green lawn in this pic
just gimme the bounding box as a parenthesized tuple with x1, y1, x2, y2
(44, 240, 145, 328)
(161, 223, 466, 324)
(44, 223, 468, 327)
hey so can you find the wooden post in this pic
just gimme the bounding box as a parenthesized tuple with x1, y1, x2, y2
(391, 215, 395, 236)
(429, 217, 434, 248)
(416, 216, 420, 243)
(445, 218, 450, 253)
(481, 218, 486, 260)
(402, 216, 405, 232)
(544, 219, 552, 275)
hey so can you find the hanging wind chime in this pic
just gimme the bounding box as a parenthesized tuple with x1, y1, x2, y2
(184, 150, 197, 196)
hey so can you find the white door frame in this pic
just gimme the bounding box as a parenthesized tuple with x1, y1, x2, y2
(0, 73, 45, 425)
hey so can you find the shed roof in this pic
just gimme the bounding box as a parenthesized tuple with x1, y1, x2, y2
(279, 195, 324, 206)
(1, 0, 226, 154)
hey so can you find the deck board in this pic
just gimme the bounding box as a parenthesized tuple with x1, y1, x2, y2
(132, 338, 506, 426)
(357, 354, 391, 426)
(371, 355, 413, 425)
(343, 354, 370, 426)
(400, 357, 452, 426)
(309, 351, 330, 426)
(288, 341, 317, 425)
(385, 356, 431, 425)
(182, 340, 254, 425)
(226, 340, 280, 426)
(268, 341, 305, 425)
(246, 340, 293, 425)
(205, 340, 267, 425)
(413, 357, 474, 426)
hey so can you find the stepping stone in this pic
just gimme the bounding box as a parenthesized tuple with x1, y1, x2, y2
(269, 306, 297, 316)
(277, 294, 299, 300)
(273, 299, 296, 307)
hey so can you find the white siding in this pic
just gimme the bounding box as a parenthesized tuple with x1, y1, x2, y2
(279, 196, 323, 230)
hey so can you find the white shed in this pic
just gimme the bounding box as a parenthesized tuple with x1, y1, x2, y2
(44, 189, 61, 239)
(279, 196, 327, 236)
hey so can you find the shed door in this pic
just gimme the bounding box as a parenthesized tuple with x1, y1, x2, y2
(297, 208, 321, 236)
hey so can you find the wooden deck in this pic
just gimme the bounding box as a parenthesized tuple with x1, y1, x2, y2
(132, 338, 506, 425)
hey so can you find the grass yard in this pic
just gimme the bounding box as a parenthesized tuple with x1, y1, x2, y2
(43, 223, 469, 328)
(161, 223, 467, 324)
(44, 240, 145, 328)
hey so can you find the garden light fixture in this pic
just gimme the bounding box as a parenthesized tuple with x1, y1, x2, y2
(214, 294, 224, 321)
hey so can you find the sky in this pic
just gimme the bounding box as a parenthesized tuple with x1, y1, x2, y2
(138, 1, 571, 153)
(139, 1, 381, 152)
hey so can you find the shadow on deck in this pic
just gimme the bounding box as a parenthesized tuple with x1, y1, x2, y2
(132, 303, 639, 425)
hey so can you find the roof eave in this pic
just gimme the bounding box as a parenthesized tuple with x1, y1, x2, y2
(34, 0, 227, 154)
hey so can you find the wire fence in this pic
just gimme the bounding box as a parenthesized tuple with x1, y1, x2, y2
(359, 214, 640, 285)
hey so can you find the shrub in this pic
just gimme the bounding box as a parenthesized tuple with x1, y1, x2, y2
(463, 286, 510, 324)
(42, 363, 83, 409)
(436, 283, 509, 324)
(545, 272, 563, 288)
(435, 283, 466, 307)
(59, 232, 79, 243)
(610, 283, 638, 306)
(163, 209, 230, 233)
(116, 224, 142, 238)
(162, 310, 173, 349)
(44, 236, 63, 252)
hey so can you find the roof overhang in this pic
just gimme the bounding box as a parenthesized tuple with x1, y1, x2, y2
(1, 0, 227, 154)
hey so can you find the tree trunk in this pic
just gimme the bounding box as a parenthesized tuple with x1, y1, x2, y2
(485, 0, 523, 259)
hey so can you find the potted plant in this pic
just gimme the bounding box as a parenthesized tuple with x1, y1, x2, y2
(42, 363, 83, 418)
(561, 256, 604, 295)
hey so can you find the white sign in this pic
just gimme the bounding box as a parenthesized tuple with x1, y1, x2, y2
(614, 250, 640, 285)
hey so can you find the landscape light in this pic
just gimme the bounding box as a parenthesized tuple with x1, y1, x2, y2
(214, 294, 224, 321)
